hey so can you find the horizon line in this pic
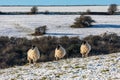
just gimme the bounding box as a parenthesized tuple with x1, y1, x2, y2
(0, 4, 116, 7)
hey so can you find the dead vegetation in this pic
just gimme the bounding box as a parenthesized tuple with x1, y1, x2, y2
(0, 33, 120, 69)
(31, 25, 47, 36)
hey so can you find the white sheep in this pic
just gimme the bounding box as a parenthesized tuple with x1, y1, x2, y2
(27, 45, 40, 64)
(80, 41, 91, 58)
(55, 45, 66, 60)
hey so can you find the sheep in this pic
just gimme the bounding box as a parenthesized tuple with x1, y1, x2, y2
(27, 45, 40, 64)
(80, 41, 91, 58)
(55, 44, 66, 60)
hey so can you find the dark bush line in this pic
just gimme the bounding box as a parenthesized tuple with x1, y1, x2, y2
(84, 33, 120, 55)
(84, 12, 109, 15)
(0, 11, 120, 15)
(0, 33, 120, 69)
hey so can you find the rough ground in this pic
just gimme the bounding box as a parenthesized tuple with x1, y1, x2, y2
(0, 52, 120, 80)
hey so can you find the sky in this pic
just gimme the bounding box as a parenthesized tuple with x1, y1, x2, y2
(0, 0, 120, 5)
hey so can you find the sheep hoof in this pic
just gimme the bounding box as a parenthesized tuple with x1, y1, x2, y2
(25, 63, 30, 66)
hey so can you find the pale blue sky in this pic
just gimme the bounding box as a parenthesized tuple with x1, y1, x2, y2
(0, 0, 120, 5)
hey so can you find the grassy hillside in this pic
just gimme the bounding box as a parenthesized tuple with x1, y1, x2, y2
(0, 52, 120, 79)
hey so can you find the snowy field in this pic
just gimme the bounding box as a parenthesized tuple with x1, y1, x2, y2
(0, 6, 120, 39)
(0, 6, 120, 80)
(0, 14, 120, 39)
(0, 52, 120, 80)
(1, 6, 119, 12)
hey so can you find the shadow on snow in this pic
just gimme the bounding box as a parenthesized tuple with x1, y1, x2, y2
(46, 33, 81, 36)
(92, 24, 120, 28)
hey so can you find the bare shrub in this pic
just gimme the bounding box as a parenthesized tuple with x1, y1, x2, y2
(44, 10, 49, 14)
(30, 6, 38, 14)
(71, 15, 95, 28)
(31, 25, 47, 36)
(86, 9, 91, 14)
(108, 4, 117, 15)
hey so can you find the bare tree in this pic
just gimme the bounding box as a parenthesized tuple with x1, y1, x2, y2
(71, 15, 95, 28)
(108, 4, 117, 15)
(86, 9, 91, 14)
(31, 6, 38, 14)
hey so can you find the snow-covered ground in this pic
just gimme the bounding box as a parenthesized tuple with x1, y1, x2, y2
(0, 14, 120, 39)
(0, 52, 120, 80)
(0, 6, 120, 80)
(1, 6, 120, 12)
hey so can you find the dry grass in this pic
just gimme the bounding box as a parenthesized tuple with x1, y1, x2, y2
(0, 33, 120, 69)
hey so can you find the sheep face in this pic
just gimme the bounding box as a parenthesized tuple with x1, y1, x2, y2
(80, 41, 91, 58)
(31, 45, 35, 50)
(82, 41, 87, 45)
(56, 45, 60, 50)
(55, 45, 66, 60)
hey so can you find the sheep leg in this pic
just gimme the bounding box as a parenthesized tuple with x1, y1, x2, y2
(56, 57, 58, 61)
(33, 59, 37, 64)
(82, 54, 85, 58)
(27, 57, 31, 64)
(85, 54, 88, 57)
(29, 60, 31, 64)
(85, 52, 89, 58)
